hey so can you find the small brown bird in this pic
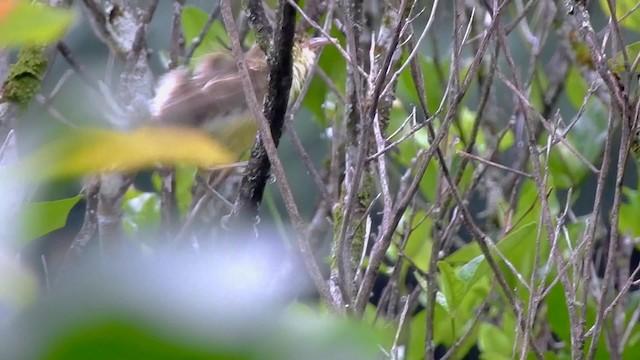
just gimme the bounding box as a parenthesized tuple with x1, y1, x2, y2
(150, 36, 331, 154)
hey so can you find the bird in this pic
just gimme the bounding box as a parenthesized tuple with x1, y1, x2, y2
(632, 126, 640, 160)
(149, 36, 331, 155)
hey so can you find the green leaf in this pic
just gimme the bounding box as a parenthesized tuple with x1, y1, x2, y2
(478, 322, 513, 359)
(548, 100, 606, 189)
(398, 56, 447, 115)
(620, 185, 640, 238)
(45, 320, 225, 360)
(18, 195, 82, 243)
(123, 190, 160, 234)
(444, 222, 539, 286)
(565, 66, 589, 110)
(445, 222, 536, 264)
(182, 6, 229, 62)
(0, 252, 38, 310)
(150, 164, 196, 218)
(498, 130, 515, 152)
(608, 41, 640, 74)
(176, 164, 197, 217)
(531, 66, 549, 111)
(546, 281, 609, 359)
(457, 255, 484, 283)
(600, 0, 640, 32)
(401, 210, 433, 272)
(305, 27, 346, 125)
(0, 1, 75, 46)
(437, 261, 466, 316)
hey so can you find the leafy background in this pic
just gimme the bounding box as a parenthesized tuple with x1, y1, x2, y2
(2, 1, 640, 359)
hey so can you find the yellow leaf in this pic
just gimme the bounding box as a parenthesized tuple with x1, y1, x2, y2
(7, 126, 236, 183)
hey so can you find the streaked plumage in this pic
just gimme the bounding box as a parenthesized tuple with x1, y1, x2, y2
(632, 127, 640, 160)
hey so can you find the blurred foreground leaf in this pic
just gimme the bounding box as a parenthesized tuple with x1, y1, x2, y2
(5, 126, 235, 183)
(2, 252, 383, 360)
(0, 0, 75, 46)
(18, 195, 82, 244)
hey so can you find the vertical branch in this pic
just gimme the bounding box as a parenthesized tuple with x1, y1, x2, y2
(332, 0, 367, 309)
(170, 0, 186, 69)
(219, 0, 332, 305)
(158, 0, 188, 238)
(82, 0, 158, 246)
(362, 0, 410, 314)
(227, 0, 296, 226)
(243, 0, 274, 53)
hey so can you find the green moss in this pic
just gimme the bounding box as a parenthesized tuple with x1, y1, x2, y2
(351, 172, 373, 269)
(2, 45, 48, 105)
(330, 171, 373, 276)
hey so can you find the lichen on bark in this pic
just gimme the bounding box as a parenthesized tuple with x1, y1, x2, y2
(1, 45, 48, 105)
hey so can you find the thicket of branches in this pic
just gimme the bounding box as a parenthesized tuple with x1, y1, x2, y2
(3, 0, 640, 359)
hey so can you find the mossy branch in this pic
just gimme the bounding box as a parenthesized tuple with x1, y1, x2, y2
(1, 45, 48, 105)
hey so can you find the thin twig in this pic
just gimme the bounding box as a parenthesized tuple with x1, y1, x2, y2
(184, 2, 221, 64)
(456, 150, 533, 178)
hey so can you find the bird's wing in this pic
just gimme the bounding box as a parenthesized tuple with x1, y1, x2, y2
(197, 65, 269, 120)
(151, 65, 269, 128)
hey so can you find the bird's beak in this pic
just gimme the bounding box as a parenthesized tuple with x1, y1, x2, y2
(307, 36, 335, 49)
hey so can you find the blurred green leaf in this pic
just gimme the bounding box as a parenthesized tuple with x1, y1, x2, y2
(387, 101, 440, 202)
(150, 164, 196, 217)
(565, 67, 589, 109)
(620, 185, 640, 238)
(305, 27, 346, 126)
(445, 222, 536, 264)
(608, 41, 640, 74)
(0, 1, 75, 46)
(531, 66, 549, 111)
(0, 254, 38, 311)
(123, 190, 160, 234)
(7, 257, 384, 360)
(498, 130, 515, 152)
(398, 56, 447, 115)
(444, 221, 540, 288)
(18, 195, 82, 243)
(478, 323, 511, 360)
(600, 0, 640, 32)
(413, 268, 487, 355)
(456, 107, 485, 153)
(513, 179, 558, 225)
(548, 142, 585, 189)
(548, 100, 606, 189)
(408, 305, 463, 358)
(176, 165, 197, 217)
(547, 282, 609, 359)
(45, 320, 232, 360)
(400, 210, 433, 272)
(408, 309, 427, 359)
(182, 6, 229, 61)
